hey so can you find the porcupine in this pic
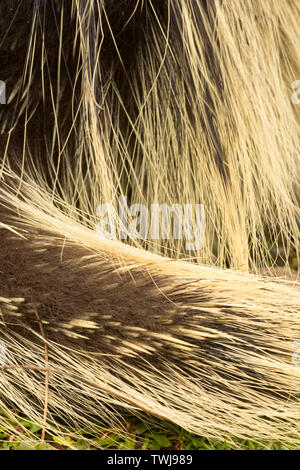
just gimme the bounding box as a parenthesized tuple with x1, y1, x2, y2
(0, 0, 299, 448)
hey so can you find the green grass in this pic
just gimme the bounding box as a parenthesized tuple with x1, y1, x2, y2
(0, 412, 294, 450)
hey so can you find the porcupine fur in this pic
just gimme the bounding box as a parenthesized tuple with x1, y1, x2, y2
(0, 0, 299, 448)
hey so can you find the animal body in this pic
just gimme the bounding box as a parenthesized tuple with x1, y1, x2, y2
(0, 0, 299, 448)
